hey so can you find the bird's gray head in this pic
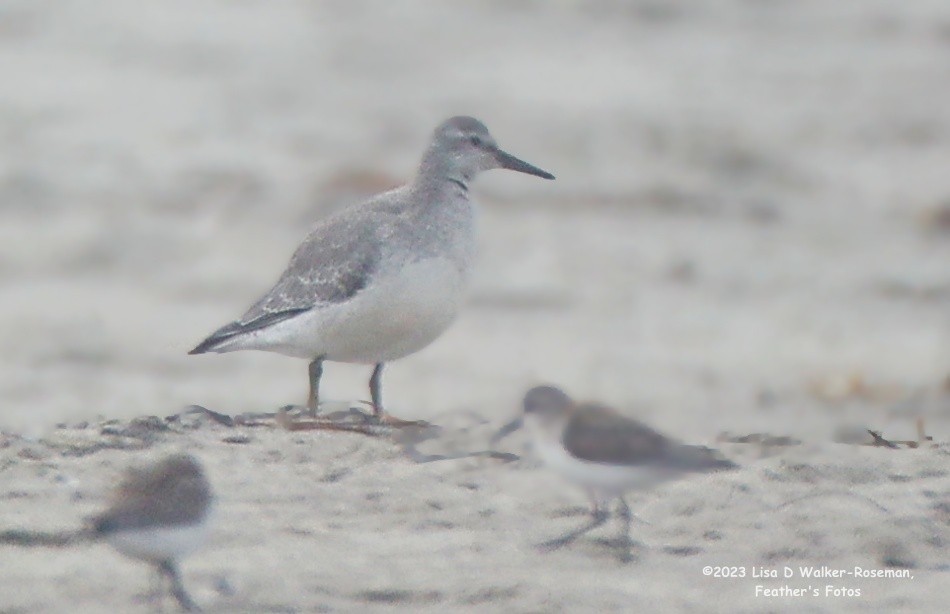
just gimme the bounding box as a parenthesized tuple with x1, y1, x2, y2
(123, 454, 208, 495)
(419, 116, 555, 186)
(490, 385, 573, 445)
(154, 454, 206, 480)
(523, 385, 573, 419)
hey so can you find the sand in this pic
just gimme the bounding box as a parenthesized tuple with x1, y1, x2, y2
(1, 1, 948, 612)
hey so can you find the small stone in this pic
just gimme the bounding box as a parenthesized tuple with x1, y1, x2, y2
(17, 447, 48, 461)
(880, 541, 916, 569)
(129, 416, 169, 433)
(222, 434, 251, 445)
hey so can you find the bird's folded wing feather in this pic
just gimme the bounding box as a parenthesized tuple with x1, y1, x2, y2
(561, 405, 673, 466)
(562, 404, 736, 471)
(237, 211, 384, 326)
(189, 189, 412, 354)
(91, 473, 210, 534)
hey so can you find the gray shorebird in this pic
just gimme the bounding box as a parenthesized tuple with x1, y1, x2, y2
(190, 116, 554, 424)
(494, 386, 736, 558)
(89, 454, 213, 612)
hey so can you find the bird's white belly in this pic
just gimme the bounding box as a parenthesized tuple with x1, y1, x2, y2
(533, 437, 660, 496)
(106, 522, 209, 563)
(262, 257, 466, 362)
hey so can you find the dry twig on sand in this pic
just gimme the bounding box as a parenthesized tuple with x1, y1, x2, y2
(866, 418, 936, 450)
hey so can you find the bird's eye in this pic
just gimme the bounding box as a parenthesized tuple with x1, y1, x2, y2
(468, 135, 482, 147)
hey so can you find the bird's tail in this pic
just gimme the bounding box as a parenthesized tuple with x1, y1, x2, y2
(672, 445, 739, 472)
(188, 321, 245, 355)
(188, 307, 312, 355)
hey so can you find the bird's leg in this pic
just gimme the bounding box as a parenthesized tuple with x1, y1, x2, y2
(537, 506, 610, 552)
(616, 496, 636, 562)
(142, 565, 166, 610)
(365, 363, 432, 428)
(586, 489, 602, 517)
(307, 357, 325, 417)
(158, 560, 200, 612)
(369, 362, 384, 417)
(275, 359, 431, 434)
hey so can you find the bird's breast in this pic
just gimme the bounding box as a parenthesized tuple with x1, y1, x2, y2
(306, 256, 468, 362)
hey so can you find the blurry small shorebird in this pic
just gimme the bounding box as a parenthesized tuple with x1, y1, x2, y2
(89, 454, 213, 612)
(189, 116, 554, 426)
(494, 386, 737, 558)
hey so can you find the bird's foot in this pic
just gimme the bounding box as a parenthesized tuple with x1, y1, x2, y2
(536, 510, 610, 553)
(358, 401, 433, 429)
(593, 535, 642, 563)
(273, 403, 434, 436)
(616, 538, 640, 564)
(536, 535, 572, 553)
(373, 411, 433, 429)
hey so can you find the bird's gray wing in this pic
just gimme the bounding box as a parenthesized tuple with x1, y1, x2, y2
(239, 212, 382, 322)
(91, 469, 211, 534)
(190, 204, 389, 354)
(562, 404, 737, 471)
(561, 404, 674, 466)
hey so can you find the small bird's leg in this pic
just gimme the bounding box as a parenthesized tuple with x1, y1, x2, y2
(307, 357, 325, 417)
(144, 565, 166, 610)
(158, 560, 200, 612)
(537, 507, 610, 552)
(586, 489, 602, 516)
(616, 496, 636, 562)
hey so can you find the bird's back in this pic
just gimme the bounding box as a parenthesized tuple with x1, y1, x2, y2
(242, 182, 474, 321)
(562, 404, 736, 473)
(91, 457, 212, 534)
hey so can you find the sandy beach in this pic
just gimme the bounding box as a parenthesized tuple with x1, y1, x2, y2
(1, 1, 949, 612)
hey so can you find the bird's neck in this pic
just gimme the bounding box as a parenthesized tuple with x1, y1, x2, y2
(416, 148, 473, 196)
(524, 414, 569, 443)
(413, 171, 471, 207)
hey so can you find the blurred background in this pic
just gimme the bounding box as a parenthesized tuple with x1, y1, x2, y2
(2, 0, 950, 440)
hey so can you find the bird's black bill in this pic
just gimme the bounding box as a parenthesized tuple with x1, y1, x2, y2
(490, 416, 524, 445)
(495, 149, 555, 180)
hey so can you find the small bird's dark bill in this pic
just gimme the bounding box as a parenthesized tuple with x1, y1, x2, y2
(490, 416, 524, 445)
(495, 149, 555, 180)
